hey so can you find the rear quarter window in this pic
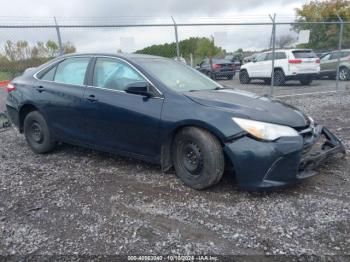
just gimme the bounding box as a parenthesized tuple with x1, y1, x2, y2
(292, 50, 317, 58)
(40, 66, 56, 81)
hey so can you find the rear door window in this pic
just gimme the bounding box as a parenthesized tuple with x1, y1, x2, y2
(264, 52, 286, 61)
(93, 57, 144, 91)
(292, 50, 317, 59)
(54, 57, 90, 85)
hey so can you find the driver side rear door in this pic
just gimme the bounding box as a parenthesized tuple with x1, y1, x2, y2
(82, 56, 164, 158)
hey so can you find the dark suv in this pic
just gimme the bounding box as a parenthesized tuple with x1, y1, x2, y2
(196, 58, 235, 80)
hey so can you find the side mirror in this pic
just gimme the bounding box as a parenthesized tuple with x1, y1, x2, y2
(125, 81, 152, 97)
(252, 59, 257, 63)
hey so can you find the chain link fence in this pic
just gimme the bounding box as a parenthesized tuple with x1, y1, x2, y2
(0, 16, 349, 98)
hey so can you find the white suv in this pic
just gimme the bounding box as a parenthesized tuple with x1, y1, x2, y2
(239, 49, 320, 86)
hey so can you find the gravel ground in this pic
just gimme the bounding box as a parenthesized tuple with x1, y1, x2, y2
(0, 85, 350, 258)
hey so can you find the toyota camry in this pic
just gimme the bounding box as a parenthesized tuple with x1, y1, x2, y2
(5, 53, 346, 191)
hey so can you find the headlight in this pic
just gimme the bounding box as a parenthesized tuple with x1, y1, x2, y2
(232, 117, 299, 141)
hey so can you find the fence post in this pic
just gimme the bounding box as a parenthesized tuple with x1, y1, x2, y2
(335, 14, 344, 94)
(171, 16, 180, 59)
(54, 17, 64, 56)
(269, 14, 276, 97)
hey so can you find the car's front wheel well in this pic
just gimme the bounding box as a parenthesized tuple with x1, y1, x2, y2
(273, 67, 284, 74)
(19, 104, 38, 133)
(160, 125, 229, 173)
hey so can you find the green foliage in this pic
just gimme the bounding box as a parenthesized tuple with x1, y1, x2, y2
(293, 0, 350, 50)
(136, 37, 226, 64)
(0, 40, 77, 80)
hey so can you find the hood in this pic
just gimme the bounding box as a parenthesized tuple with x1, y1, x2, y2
(184, 89, 309, 128)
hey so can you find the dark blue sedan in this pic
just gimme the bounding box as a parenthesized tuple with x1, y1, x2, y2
(5, 53, 345, 190)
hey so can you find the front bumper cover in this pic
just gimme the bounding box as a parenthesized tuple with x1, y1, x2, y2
(224, 125, 346, 191)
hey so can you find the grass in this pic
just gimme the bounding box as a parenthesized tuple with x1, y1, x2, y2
(0, 72, 11, 81)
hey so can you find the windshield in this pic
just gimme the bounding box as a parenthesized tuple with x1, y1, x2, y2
(135, 58, 222, 92)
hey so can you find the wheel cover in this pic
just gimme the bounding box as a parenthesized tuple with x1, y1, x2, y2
(340, 69, 347, 80)
(29, 122, 44, 143)
(181, 141, 203, 175)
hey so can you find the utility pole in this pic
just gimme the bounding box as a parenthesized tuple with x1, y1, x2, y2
(54, 17, 64, 56)
(269, 14, 276, 97)
(335, 13, 344, 94)
(171, 16, 180, 59)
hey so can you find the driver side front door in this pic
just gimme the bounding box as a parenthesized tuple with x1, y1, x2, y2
(82, 57, 164, 158)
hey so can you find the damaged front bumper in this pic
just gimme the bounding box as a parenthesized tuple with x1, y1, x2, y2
(224, 125, 346, 191)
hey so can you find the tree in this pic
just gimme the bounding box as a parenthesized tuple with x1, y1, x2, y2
(45, 40, 60, 57)
(63, 41, 76, 54)
(135, 37, 226, 64)
(1, 40, 77, 79)
(276, 34, 296, 48)
(293, 0, 350, 50)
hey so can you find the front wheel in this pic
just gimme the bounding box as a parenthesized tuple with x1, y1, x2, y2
(273, 70, 285, 86)
(339, 67, 350, 81)
(239, 70, 250, 84)
(172, 127, 224, 190)
(24, 111, 56, 154)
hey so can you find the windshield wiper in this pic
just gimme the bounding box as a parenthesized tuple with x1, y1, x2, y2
(214, 86, 234, 90)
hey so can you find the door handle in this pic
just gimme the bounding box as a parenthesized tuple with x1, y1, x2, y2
(87, 94, 98, 102)
(35, 85, 46, 93)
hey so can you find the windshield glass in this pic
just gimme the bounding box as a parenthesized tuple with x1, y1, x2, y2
(135, 58, 221, 92)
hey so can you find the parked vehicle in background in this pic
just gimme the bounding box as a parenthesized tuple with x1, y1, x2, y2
(316, 52, 329, 58)
(224, 54, 242, 71)
(243, 53, 259, 64)
(173, 56, 187, 65)
(320, 50, 350, 81)
(239, 49, 320, 86)
(196, 58, 235, 80)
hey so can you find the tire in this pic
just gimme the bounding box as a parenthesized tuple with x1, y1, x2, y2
(339, 67, 350, 81)
(264, 79, 271, 85)
(328, 75, 336, 80)
(172, 127, 224, 190)
(23, 111, 56, 154)
(300, 77, 313, 85)
(273, 70, 285, 86)
(239, 70, 250, 84)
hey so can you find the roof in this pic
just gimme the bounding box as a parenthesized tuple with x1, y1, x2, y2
(59, 52, 165, 60)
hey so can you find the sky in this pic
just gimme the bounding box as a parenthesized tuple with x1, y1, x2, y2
(0, 0, 311, 54)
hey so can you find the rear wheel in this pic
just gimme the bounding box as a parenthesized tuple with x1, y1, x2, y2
(264, 79, 271, 85)
(300, 77, 313, 85)
(339, 67, 350, 81)
(24, 111, 56, 154)
(239, 70, 250, 84)
(172, 127, 224, 190)
(273, 70, 285, 86)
